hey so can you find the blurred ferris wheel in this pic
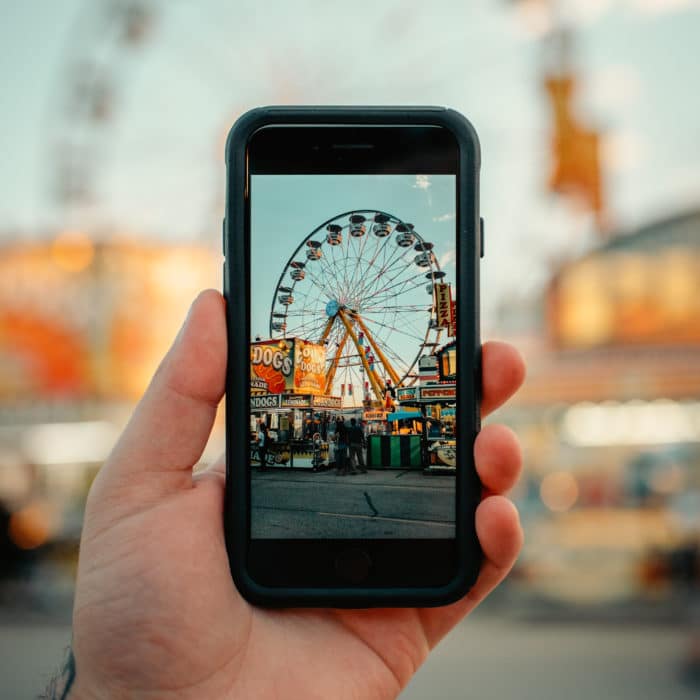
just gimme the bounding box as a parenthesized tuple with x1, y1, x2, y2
(46, 0, 343, 240)
(46, 0, 514, 243)
(270, 210, 447, 406)
(48, 0, 442, 242)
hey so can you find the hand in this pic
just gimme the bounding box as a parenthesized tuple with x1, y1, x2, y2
(70, 290, 525, 700)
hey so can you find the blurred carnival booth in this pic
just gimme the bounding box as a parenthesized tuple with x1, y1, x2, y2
(504, 210, 700, 608)
(0, 236, 219, 582)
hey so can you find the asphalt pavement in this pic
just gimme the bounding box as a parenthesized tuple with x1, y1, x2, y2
(251, 467, 456, 538)
(2, 611, 697, 700)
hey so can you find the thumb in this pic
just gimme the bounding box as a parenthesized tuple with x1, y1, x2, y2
(97, 289, 227, 500)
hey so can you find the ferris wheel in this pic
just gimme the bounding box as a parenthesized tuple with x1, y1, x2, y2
(269, 210, 447, 406)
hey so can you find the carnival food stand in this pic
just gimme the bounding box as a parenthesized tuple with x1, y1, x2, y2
(395, 352, 457, 472)
(366, 409, 424, 469)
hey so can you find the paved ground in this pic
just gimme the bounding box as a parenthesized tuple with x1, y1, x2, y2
(400, 613, 699, 700)
(2, 611, 697, 699)
(251, 467, 456, 538)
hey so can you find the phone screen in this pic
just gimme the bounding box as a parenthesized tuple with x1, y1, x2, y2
(249, 169, 458, 540)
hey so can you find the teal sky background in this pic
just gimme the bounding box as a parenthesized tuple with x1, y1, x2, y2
(250, 174, 456, 341)
(1, 0, 699, 331)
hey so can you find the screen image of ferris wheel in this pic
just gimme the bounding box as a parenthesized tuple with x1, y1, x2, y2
(249, 174, 458, 539)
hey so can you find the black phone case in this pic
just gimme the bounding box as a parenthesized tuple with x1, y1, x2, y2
(223, 106, 482, 607)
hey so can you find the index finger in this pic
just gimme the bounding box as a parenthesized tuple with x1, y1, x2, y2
(102, 289, 227, 493)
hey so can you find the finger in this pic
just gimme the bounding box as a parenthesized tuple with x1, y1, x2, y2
(481, 341, 525, 418)
(104, 289, 227, 491)
(474, 424, 522, 494)
(418, 496, 523, 647)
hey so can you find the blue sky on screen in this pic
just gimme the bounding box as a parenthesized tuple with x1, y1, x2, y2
(250, 175, 455, 334)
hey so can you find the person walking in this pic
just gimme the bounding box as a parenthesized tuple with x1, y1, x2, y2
(257, 421, 268, 471)
(348, 417, 367, 473)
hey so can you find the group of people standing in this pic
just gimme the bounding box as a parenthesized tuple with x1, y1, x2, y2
(254, 415, 368, 475)
(329, 416, 366, 476)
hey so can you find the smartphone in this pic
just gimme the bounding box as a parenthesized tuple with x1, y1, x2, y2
(223, 106, 482, 607)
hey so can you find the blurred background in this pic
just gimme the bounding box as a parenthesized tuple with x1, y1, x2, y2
(1, 0, 699, 697)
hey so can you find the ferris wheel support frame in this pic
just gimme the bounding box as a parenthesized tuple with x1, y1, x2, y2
(323, 329, 349, 395)
(350, 310, 402, 387)
(337, 309, 385, 401)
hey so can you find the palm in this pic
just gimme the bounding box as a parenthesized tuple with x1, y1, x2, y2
(71, 291, 524, 700)
(76, 473, 429, 698)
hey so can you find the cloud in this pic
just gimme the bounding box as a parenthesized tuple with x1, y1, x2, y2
(432, 212, 455, 222)
(602, 129, 648, 172)
(439, 248, 456, 269)
(413, 175, 431, 190)
(588, 65, 643, 112)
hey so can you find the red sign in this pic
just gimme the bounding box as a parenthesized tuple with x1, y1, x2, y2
(421, 385, 456, 400)
(449, 299, 457, 337)
(435, 283, 453, 329)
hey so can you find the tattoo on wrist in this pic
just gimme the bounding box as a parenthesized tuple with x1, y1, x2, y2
(40, 646, 76, 700)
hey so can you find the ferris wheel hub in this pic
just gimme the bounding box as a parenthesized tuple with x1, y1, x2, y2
(325, 299, 340, 317)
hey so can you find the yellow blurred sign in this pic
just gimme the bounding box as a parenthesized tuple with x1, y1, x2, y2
(293, 339, 326, 396)
(251, 338, 327, 396)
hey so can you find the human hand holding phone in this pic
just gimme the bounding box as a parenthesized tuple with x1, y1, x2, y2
(65, 290, 524, 699)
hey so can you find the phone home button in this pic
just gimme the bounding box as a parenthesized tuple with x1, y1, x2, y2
(334, 548, 372, 584)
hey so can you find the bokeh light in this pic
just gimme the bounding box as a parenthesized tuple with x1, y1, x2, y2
(540, 471, 580, 512)
(8, 502, 55, 550)
(50, 231, 95, 273)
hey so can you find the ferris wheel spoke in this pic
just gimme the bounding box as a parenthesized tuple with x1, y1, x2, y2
(358, 229, 439, 302)
(302, 263, 337, 301)
(361, 304, 430, 313)
(369, 229, 407, 288)
(343, 233, 360, 300)
(283, 309, 326, 330)
(360, 316, 426, 344)
(346, 219, 373, 291)
(346, 227, 402, 300)
(362, 309, 429, 334)
(288, 316, 329, 340)
(324, 226, 349, 299)
(365, 267, 426, 302)
(319, 240, 345, 294)
(371, 266, 434, 300)
(288, 314, 326, 332)
(357, 248, 420, 300)
(326, 240, 358, 304)
(283, 291, 325, 311)
(345, 221, 378, 295)
(379, 276, 429, 302)
(352, 221, 402, 295)
(354, 255, 405, 304)
(283, 308, 327, 317)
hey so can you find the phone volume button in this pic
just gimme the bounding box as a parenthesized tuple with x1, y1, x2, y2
(480, 217, 485, 258)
